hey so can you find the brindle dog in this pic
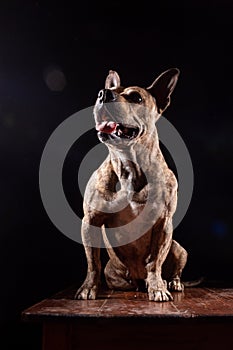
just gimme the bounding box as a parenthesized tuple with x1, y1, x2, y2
(75, 68, 188, 301)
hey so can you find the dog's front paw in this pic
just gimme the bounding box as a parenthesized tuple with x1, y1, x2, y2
(74, 272, 100, 300)
(148, 287, 173, 301)
(74, 283, 98, 300)
(168, 277, 184, 292)
(147, 279, 173, 302)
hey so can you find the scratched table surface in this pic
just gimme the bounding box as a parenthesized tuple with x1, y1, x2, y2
(22, 284, 233, 322)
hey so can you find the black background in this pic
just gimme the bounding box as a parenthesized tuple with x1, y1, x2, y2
(0, 0, 233, 349)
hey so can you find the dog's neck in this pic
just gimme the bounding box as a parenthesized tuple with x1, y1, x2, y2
(107, 127, 161, 191)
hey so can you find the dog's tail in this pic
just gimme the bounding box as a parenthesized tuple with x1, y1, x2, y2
(183, 276, 205, 287)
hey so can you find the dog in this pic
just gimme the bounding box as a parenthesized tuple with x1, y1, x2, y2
(75, 68, 188, 301)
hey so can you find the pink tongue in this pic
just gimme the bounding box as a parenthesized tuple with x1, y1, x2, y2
(96, 121, 117, 134)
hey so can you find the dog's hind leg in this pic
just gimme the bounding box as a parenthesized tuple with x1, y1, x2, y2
(104, 259, 135, 290)
(162, 240, 188, 292)
(102, 226, 136, 290)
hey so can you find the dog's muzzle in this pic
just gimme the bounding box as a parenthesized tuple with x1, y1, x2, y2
(95, 88, 140, 143)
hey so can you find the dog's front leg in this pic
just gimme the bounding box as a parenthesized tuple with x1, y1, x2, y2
(146, 217, 173, 301)
(75, 221, 102, 300)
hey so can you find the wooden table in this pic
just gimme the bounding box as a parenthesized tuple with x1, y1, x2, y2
(22, 285, 233, 350)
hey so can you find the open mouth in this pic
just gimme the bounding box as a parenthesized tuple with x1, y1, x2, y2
(96, 121, 139, 141)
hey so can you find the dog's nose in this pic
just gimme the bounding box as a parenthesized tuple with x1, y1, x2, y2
(98, 89, 116, 103)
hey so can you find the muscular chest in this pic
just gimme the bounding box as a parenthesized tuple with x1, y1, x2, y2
(107, 200, 144, 228)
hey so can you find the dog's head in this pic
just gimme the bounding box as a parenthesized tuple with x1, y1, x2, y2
(94, 68, 179, 145)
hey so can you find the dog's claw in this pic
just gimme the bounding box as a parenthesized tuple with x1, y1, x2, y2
(74, 285, 98, 300)
(169, 278, 184, 292)
(148, 289, 173, 302)
(147, 279, 173, 301)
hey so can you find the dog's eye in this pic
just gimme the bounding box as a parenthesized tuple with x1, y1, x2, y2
(125, 91, 143, 104)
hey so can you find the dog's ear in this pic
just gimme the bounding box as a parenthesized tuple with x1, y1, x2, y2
(147, 68, 180, 113)
(105, 70, 121, 89)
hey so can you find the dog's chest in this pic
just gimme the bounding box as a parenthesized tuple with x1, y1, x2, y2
(108, 199, 145, 227)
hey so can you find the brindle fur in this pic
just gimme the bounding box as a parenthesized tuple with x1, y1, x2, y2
(75, 68, 188, 301)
